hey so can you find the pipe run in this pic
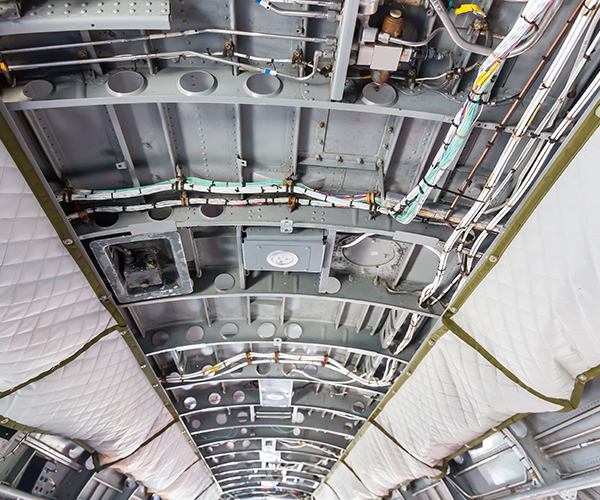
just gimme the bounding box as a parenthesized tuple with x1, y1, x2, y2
(503, 470, 600, 500)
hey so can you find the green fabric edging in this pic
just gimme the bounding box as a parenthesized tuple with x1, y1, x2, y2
(0, 111, 125, 327)
(0, 108, 209, 470)
(98, 419, 178, 470)
(0, 325, 124, 401)
(317, 98, 600, 500)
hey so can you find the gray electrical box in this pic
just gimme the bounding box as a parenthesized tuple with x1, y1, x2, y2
(242, 228, 325, 273)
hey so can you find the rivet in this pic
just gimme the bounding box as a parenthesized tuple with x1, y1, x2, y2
(489, 255, 498, 263)
(62, 238, 74, 245)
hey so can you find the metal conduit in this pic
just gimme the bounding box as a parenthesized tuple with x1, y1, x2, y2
(503, 470, 600, 500)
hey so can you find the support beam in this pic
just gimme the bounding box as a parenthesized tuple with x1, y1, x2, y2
(141, 319, 414, 362)
(127, 270, 441, 318)
(204, 441, 340, 461)
(196, 428, 350, 451)
(174, 384, 374, 421)
(504, 471, 600, 500)
(213, 460, 331, 475)
(165, 369, 387, 396)
(189, 410, 359, 439)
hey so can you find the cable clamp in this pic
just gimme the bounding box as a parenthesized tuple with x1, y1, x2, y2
(62, 187, 73, 204)
(274, 352, 280, 364)
(367, 192, 377, 215)
(321, 355, 328, 367)
(246, 352, 252, 365)
(78, 210, 90, 223)
(287, 195, 298, 213)
(180, 193, 189, 206)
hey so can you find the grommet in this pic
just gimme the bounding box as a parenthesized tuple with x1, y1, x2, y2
(489, 255, 498, 263)
(62, 238, 74, 246)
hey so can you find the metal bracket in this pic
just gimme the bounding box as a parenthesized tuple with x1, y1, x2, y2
(280, 220, 294, 233)
(559, 490, 578, 500)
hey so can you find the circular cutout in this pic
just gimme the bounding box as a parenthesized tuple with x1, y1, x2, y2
(266, 250, 299, 268)
(220, 322, 239, 339)
(200, 204, 224, 218)
(208, 392, 222, 405)
(343, 238, 399, 267)
(225, 441, 235, 450)
(216, 413, 228, 425)
(352, 401, 365, 414)
(237, 411, 249, 424)
(149, 207, 172, 221)
(191, 419, 201, 429)
(94, 212, 119, 228)
(186, 325, 204, 342)
(283, 363, 296, 376)
(292, 428, 302, 436)
(285, 323, 303, 339)
(362, 82, 397, 106)
(22, 80, 54, 100)
(304, 364, 318, 376)
(257, 322, 277, 339)
(183, 397, 197, 410)
(325, 277, 341, 294)
(242, 440, 251, 448)
(107, 71, 147, 96)
(245, 73, 282, 98)
(233, 390, 246, 403)
(214, 273, 235, 292)
(257, 363, 271, 375)
(178, 70, 217, 95)
(151, 331, 170, 347)
(200, 345, 214, 356)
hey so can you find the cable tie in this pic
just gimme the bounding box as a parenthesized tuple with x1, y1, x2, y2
(519, 13, 539, 30)
(321, 355, 328, 367)
(246, 352, 252, 365)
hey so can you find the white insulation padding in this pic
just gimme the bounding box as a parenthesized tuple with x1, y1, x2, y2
(0, 140, 217, 500)
(0, 145, 116, 392)
(452, 127, 600, 400)
(317, 116, 600, 500)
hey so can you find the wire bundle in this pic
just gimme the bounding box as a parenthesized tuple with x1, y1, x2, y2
(419, 0, 600, 305)
(165, 351, 399, 388)
(392, 0, 555, 225)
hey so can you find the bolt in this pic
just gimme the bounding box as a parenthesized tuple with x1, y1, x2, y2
(315, 154, 322, 161)
(376, 159, 384, 168)
(62, 238, 74, 246)
(336, 156, 343, 163)
(317, 138, 323, 144)
(319, 122, 325, 128)
(356, 157, 364, 164)
(489, 255, 498, 263)
(382, 143, 389, 150)
(387, 126, 394, 133)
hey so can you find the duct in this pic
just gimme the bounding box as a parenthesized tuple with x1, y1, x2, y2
(0, 139, 219, 499)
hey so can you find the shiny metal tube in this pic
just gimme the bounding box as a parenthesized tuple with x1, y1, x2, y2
(503, 470, 600, 500)
(0, 29, 328, 56)
(0, 484, 55, 500)
(429, 0, 493, 56)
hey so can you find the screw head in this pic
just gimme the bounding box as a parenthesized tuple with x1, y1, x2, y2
(489, 255, 498, 263)
(578, 374, 588, 381)
(62, 238, 74, 246)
